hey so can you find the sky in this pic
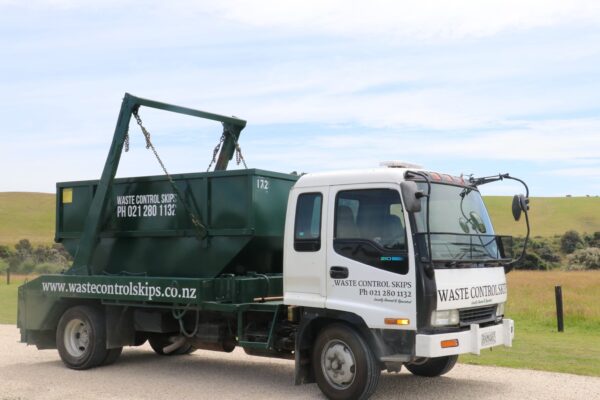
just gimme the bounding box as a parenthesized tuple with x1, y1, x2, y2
(1, 0, 599, 197)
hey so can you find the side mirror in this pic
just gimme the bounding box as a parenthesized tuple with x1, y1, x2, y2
(400, 181, 423, 213)
(512, 194, 529, 221)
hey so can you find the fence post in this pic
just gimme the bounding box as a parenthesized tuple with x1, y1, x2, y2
(555, 285, 564, 332)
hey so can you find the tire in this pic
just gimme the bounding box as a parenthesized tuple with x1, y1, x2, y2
(312, 324, 380, 400)
(405, 355, 458, 377)
(56, 306, 108, 370)
(148, 335, 194, 356)
(102, 347, 123, 366)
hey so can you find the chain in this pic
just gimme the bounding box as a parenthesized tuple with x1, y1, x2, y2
(131, 109, 207, 238)
(207, 133, 225, 172)
(206, 124, 247, 171)
(234, 138, 248, 169)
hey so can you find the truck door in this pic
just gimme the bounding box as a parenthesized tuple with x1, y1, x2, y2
(283, 187, 328, 308)
(326, 184, 417, 330)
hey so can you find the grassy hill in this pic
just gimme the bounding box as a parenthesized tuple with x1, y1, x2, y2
(0, 192, 55, 245)
(0, 192, 599, 246)
(485, 196, 600, 237)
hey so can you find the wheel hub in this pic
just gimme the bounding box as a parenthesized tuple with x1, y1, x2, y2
(321, 339, 356, 389)
(64, 318, 90, 357)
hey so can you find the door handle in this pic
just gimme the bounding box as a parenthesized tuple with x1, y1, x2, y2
(330, 266, 349, 279)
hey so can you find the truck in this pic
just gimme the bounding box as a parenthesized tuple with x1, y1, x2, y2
(18, 93, 531, 400)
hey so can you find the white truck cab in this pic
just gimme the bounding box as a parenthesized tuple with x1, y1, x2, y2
(283, 166, 526, 398)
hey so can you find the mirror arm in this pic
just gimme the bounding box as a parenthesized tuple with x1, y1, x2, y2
(501, 175, 530, 272)
(503, 175, 530, 198)
(469, 173, 510, 187)
(507, 194, 531, 272)
(408, 171, 434, 279)
(470, 173, 531, 272)
(470, 173, 530, 198)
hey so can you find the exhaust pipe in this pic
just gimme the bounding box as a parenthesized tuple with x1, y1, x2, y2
(162, 336, 187, 354)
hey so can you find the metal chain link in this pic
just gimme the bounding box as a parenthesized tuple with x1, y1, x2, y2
(131, 109, 207, 238)
(234, 138, 248, 169)
(206, 124, 248, 171)
(206, 133, 225, 172)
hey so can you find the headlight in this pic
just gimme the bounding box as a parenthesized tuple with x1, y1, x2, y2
(496, 302, 505, 317)
(431, 309, 459, 327)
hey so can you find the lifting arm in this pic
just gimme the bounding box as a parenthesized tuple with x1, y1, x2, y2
(71, 93, 247, 275)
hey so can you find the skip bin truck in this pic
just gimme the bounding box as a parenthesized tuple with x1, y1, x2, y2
(18, 94, 531, 400)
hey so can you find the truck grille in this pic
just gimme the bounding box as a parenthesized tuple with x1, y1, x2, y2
(459, 305, 497, 325)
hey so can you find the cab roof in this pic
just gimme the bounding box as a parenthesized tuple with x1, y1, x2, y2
(295, 168, 473, 189)
(294, 167, 423, 188)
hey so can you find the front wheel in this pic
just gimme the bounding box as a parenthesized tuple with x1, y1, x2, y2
(313, 324, 380, 400)
(405, 355, 458, 377)
(56, 306, 108, 370)
(102, 347, 123, 366)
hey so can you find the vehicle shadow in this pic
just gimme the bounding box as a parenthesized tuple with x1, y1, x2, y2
(10, 347, 503, 400)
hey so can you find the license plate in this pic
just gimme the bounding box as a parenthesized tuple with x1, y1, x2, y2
(481, 331, 497, 347)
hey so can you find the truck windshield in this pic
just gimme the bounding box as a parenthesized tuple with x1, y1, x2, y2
(415, 183, 494, 235)
(413, 183, 510, 263)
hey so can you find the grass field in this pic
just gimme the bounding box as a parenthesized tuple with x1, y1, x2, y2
(461, 270, 600, 376)
(0, 275, 24, 325)
(1, 271, 599, 377)
(485, 195, 600, 238)
(0, 192, 55, 245)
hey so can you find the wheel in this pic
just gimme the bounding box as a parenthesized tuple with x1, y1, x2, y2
(148, 335, 194, 356)
(56, 306, 108, 370)
(312, 324, 380, 400)
(405, 355, 458, 377)
(102, 347, 123, 366)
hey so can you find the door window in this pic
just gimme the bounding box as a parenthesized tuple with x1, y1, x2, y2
(294, 192, 322, 252)
(334, 189, 408, 274)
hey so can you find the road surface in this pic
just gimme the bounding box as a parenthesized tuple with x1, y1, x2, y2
(1, 324, 598, 400)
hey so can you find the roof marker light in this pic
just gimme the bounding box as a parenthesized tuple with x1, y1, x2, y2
(429, 172, 442, 181)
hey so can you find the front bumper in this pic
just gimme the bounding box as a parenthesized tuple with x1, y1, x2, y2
(415, 319, 514, 358)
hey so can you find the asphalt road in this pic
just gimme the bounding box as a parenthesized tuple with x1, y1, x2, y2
(1, 324, 599, 400)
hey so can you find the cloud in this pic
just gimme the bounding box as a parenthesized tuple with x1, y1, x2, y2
(208, 0, 600, 41)
(5, 1, 600, 42)
(1, 0, 599, 197)
(546, 167, 600, 178)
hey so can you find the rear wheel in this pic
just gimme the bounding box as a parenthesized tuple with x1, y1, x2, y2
(56, 306, 108, 370)
(405, 355, 458, 377)
(102, 347, 123, 366)
(148, 335, 194, 356)
(313, 324, 380, 400)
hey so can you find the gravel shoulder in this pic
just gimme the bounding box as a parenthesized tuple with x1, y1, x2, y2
(1, 324, 599, 400)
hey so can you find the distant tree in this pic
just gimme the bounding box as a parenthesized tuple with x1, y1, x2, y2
(8, 239, 34, 272)
(560, 230, 583, 254)
(567, 248, 600, 270)
(588, 232, 600, 248)
(536, 245, 561, 263)
(0, 245, 12, 259)
(515, 252, 547, 270)
(15, 239, 33, 254)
